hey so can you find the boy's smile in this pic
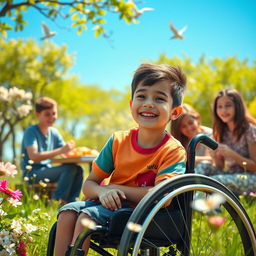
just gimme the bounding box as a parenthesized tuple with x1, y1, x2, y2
(130, 80, 180, 130)
(36, 106, 58, 129)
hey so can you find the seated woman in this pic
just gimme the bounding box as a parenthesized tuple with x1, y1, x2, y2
(196, 88, 256, 195)
(171, 103, 212, 165)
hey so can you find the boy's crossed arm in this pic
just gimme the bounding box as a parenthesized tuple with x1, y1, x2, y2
(83, 171, 154, 211)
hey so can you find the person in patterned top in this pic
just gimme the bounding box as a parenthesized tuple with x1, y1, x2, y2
(196, 87, 256, 195)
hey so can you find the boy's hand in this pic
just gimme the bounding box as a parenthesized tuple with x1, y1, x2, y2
(61, 140, 75, 154)
(98, 188, 126, 211)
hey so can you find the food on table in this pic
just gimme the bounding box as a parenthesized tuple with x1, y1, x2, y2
(66, 146, 99, 157)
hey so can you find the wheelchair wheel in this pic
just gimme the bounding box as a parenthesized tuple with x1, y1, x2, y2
(118, 174, 256, 256)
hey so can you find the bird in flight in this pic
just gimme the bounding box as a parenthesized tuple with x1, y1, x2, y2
(40, 22, 57, 40)
(133, 6, 154, 18)
(169, 23, 187, 40)
(127, 0, 154, 18)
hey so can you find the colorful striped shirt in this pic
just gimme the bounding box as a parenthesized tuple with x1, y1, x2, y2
(93, 128, 186, 187)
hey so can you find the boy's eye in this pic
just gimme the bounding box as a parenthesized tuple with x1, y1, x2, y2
(156, 97, 165, 102)
(136, 94, 145, 99)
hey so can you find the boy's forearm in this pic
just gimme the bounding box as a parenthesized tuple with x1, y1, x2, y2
(107, 184, 153, 204)
(27, 147, 63, 162)
(82, 180, 106, 200)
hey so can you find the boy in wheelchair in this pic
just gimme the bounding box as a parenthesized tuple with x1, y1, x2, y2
(55, 63, 187, 256)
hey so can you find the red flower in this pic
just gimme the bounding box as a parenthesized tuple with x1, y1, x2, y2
(17, 241, 29, 256)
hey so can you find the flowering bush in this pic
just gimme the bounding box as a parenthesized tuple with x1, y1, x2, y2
(0, 162, 18, 177)
(0, 86, 32, 160)
(0, 163, 51, 256)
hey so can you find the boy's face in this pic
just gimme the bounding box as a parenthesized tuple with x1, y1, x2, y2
(130, 80, 182, 130)
(36, 106, 57, 128)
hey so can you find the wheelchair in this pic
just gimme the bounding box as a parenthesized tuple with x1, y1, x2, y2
(47, 134, 256, 256)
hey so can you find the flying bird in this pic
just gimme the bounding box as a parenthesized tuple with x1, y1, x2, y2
(40, 22, 57, 40)
(133, 6, 154, 18)
(169, 23, 187, 40)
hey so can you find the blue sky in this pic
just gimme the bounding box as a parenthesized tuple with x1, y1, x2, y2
(4, 0, 256, 91)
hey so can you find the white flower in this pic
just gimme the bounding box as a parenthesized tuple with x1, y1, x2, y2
(17, 104, 32, 118)
(25, 165, 32, 171)
(0, 209, 7, 217)
(10, 220, 23, 235)
(32, 208, 41, 214)
(0, 86, 8, 102)
(127, 222, 142, 232)
(191, 193, 225, 213)
(33, 194, 39, 200)
(39, 180, 47, 188)
(23, 176, 29, 181)
(81, 218, 96, 230)
(7, 87, 26, 102)
(24, 223, 37, 233)
(28, 159, 34, 164)
(7, 198, 22, 207)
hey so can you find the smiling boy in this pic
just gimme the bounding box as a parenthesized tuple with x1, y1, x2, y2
(21, 97, 83, 203)
(55, 63, 187, 256)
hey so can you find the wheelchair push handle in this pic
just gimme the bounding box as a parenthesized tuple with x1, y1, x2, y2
(186, 134, 218, 173)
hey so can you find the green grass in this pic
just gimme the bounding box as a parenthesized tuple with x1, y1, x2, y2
(4, 173, 256, 256)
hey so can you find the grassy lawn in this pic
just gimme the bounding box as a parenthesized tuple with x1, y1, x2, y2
(3, 171, 256, 256)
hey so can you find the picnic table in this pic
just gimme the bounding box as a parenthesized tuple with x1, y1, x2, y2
(51, 156, 96, 172)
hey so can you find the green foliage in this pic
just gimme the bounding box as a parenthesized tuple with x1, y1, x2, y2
(155, 54, 256, 126)
(0, 0, 146, 38)
(1, 38, 256, 161)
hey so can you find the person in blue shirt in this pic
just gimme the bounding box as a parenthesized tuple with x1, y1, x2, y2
(21, 97, 83, 203)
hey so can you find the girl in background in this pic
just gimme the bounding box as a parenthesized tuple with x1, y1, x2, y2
(196, 88, 256, 195)
(171, 103, 212, 165)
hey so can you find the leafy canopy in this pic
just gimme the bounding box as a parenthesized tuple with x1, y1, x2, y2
(0, 0, 144, 38)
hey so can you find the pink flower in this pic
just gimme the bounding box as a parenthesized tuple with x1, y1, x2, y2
(0, 162, 17, 177)
(249, 192, 256, 198)
(0, 180, 22, 200)
(8, 189, 23, 200)
(0, 180, 9, 193)
(17, 240, 29, 256)
(208, 216, 226, 231)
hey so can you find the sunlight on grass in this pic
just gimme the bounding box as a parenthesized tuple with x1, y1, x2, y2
(2, 168, 256, 255)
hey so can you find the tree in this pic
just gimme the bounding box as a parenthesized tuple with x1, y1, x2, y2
(0, 38, 74, 100)
(0, 38, 76, 161)
(155, 54, 256, 126)
(0, 0, 147, 38)
(0, 86, 32, 162)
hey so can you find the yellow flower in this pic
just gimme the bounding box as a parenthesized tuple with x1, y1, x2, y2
(23, 176, 29, 181)
(28, 160, 34, 164)
(25, 165, 32, 171)
(39, 180, 47, 188)
(33, 194, 39, 200)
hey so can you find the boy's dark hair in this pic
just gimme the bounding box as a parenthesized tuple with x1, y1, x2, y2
(35, 97, 57, 113)
(131, 63, 187, 107)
